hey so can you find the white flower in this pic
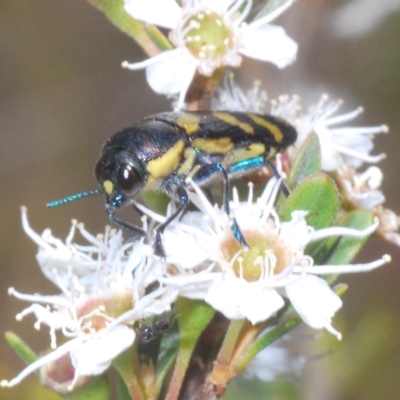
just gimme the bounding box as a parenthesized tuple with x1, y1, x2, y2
(123, 0, 297, 108)
(149, 178, 389, 336)
(212, 71, 269, 113)
(277, 95, 388, 172)
(335, 167, 400, 247)
(1, 208, 172, 391)
(338, 166, 385, 210)
(213, 79, 387, 173)
(375, 206, 400, 246)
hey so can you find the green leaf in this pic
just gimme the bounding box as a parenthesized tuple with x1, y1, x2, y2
(175, 298, 215, 347)
(5, 331, 37, 365)
(142, 191, 170, 215)
(287, 133, 321, 189)
(164, 299, 215, 398)
(278, 173, 341, 256)
(63, 377, 110, 400)
(325, 209, 375, 266)
(279, 172, 340, 229)
(155, 318, 180, 394)
(116, 376, 130, 400)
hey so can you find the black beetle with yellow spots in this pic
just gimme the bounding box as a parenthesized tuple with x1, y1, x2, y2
(48, 111, 297, 257)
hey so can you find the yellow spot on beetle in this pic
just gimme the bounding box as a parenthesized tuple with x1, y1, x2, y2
(249, 114, 283, 143)
(103, 180, 114, 195)
(229, 143, 266, 164)
(177, 114, 200, 135)
(266, 147, 276, 159)
(143, 174, 159, 191)
(213, 112, 254, 134)
(192, 137, 234, 153)
(147, 140, 185, 178)
(178, 148, 197, 175)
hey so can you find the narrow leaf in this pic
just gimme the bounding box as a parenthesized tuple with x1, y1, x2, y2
(234, 315, 302, 374)
(116, 376, 130, 400)
(164, 299, 215, 400)
(5, 331, 37, 365)
(86, 0, 170, 55)
(156, 318, 180, 395)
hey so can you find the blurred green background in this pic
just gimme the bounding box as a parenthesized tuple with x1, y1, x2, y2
(0, 0, 399, 399)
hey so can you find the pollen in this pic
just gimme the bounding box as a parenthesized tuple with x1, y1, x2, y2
(182, 9, 236, 68)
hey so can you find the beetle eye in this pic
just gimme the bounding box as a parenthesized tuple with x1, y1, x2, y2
(118, 163, 141, 195)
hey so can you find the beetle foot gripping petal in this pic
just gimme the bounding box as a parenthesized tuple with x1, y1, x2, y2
(154, 232, 167, 258)
(231, 219, 249, 248)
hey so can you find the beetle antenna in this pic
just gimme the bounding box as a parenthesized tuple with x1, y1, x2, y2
(47, 189, 102, 208)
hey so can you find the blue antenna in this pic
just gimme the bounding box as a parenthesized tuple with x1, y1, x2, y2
(47, 189, 102, 208)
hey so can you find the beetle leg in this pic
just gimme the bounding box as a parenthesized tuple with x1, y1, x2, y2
(265, 159, 290, 197)
(154, 184, 189, 258)
(191, 163, 249, 248)
(219, 164, 249, 248)
(107, 211, 147, 243)
(227, 156, 290, 197)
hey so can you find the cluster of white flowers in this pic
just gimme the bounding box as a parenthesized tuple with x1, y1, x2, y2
(122, 0, 297, 108)
(2, 172, 389, 389)
(213, 76, 400, 248)
(2, 207, 174, 391)
(3, 0, 396, 394)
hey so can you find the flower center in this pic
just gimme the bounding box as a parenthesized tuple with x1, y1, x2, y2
(221, 226, 295, 281)
(77, 289, 133, 332)
(181, 9, 237, 74)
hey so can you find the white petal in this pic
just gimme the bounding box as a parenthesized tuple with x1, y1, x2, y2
(205, 276, 244, 319)
(179, 280, 213, 300)
(205, 276, 284, 323)
(124, 0, 181, 29)
(145, 49, 196, 97)
(209, 0, 237, 14)
(285, 275, 342, 337)
(239, 25, 297, 68)
(162, 211, 217, 269)
(240, 285, 285, 325)
(71, 326, 136, 377)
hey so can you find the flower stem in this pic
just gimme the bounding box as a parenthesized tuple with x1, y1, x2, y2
(234, 315, 302, 374)
(185, 69, 224, 111)
(203, 319, 245, 397)
(85, 0, 169, 56)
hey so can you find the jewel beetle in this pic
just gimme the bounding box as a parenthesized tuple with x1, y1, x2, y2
(47, 111, 297, 257)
